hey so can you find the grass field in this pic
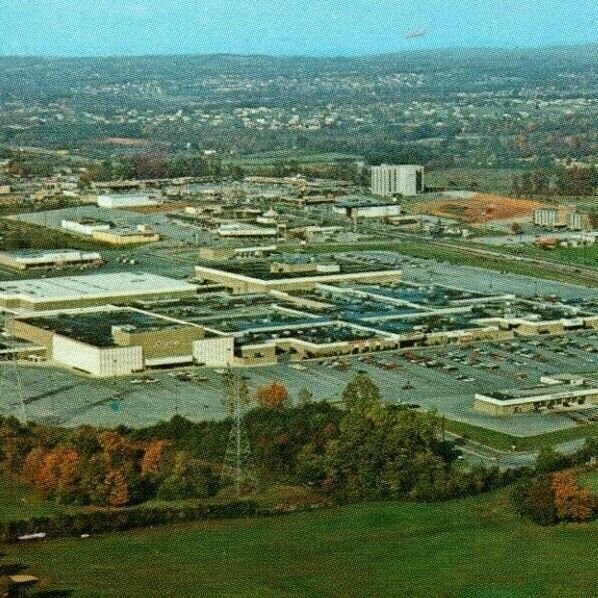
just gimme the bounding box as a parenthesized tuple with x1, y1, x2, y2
(281, 240, 596, 286)
(580, 470, 598, 493)
(443, 419, 598, 452)
(0, 473, 74, 522)
(507, 244, 598, 269)
(9, 490, 598, 597)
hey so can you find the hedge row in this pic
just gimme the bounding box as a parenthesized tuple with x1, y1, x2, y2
(0, 500, 259, 543)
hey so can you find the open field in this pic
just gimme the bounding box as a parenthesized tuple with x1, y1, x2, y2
(580, 470, 598, 493)
(0, 472, 75, 522)
(506, 244, 598, 270)
(0, 219, 109, 252)
(416, 193, 543, 223)
(9, 490, 598, 597)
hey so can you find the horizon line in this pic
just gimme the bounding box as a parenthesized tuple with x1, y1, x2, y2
(0, 41, 596, 62)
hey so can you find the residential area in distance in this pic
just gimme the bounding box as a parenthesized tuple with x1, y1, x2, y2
(0, 33, 596, 598)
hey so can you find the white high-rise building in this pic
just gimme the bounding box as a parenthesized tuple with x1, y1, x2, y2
(371, 164, 424, 197)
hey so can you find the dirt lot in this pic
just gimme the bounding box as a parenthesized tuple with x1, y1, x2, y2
(417, 193, 544, 223)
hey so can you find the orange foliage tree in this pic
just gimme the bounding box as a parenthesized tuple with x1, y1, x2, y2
(551, 471, 595, 523)
(141, 440, 170, 477)
(23, 446, 81, 502)
(255, 381, 290, 409)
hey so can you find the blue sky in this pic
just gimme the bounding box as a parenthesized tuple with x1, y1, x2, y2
(0, 0, 596, 57)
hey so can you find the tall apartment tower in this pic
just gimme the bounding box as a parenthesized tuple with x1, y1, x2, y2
(371, 164, 424, 197)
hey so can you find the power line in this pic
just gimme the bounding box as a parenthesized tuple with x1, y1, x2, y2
(220, 368, 256, 495)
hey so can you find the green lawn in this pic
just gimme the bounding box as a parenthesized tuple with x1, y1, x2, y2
(280, 240, 596, 286)
(505, 244, 598, 270)
(0, 473, 74, 522)
(580, 470, 598, 493)
(444, 419, 598, 452)
(9, 491, 597, 597)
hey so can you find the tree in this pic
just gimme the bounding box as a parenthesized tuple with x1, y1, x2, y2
(297, 387, 314, 406)
(324, 394, 443, 502)
(103, 469, 130, 507)
(228, 164, 245, 180)
(156, 451, 217, 500)
(532, 170, 548, 194)
(141, 440, 170, 477)
(551, 471, 595, 523)
(535, 447, 568, 474)
(255, 381, 290, 409)
(520, 172, 533, 197)
(510, 222, 523, 235)
(512, 475, 557, 526)
(131, 152, 168, 179)
(23, 446, 81, 504)
(341, 373, 381, 413)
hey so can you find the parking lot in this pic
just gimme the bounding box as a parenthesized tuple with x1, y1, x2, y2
(1, 330, 596, 437)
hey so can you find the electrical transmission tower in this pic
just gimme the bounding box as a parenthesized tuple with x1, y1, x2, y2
(0, 353, 27, 422)
(220, 369, 256, 495)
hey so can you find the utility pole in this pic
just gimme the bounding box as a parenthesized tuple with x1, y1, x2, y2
(220, 368, 256, 495)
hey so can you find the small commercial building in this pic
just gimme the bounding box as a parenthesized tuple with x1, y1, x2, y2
(0, 249, 103, 271)
(216, 223, 286, 240)
(97, 194, 158, 209)
(61, 218, 112, 236)
(371, 164, 424, 197)
(533, 205, 581, 229)
(473, 377, 598, 416)
(198, 245, 278, 262)
(0, 272, 198, 312)
(91, 225, 160, 245)
(333, 195, 402, 219)
(7, 307, 234, 376)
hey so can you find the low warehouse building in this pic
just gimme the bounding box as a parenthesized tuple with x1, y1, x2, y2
(61, 218, 112, 236)
(97, 194, 157, 209)
(0, 249, 104, 271)
(333, 195, 402, 219)
(91, 226, 160, 245)
(0, 272, 198, 312)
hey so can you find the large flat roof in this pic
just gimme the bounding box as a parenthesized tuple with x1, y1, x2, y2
(0, 272, 197, 304)
(198, 259, 400, 281)
(21, 308, 197, 347)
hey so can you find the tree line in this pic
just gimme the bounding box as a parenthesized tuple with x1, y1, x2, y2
(0, 373, 596, 524)
(510, 166, 598, 198)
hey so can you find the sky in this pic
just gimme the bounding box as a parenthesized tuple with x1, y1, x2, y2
(0, 0, 596, 57)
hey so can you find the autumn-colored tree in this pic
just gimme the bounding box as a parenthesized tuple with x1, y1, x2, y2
(551, 471, 595, 523)
(97, 430, 137, 470)
(141, 440, 170, 477)
(255, 381, 290, 409)
(23, 447, 45, 482)
(23, 446, 81, 502)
